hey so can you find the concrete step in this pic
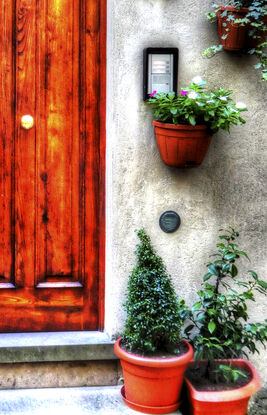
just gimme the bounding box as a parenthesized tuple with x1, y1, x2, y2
(0, 332, 121, 389)
(0, 386, 183, 415)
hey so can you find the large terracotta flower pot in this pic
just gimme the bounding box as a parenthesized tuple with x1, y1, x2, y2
(184, 359, 261, 415)
(114, 338, 194, 414)
(152, 121, 212, 168)
(217, 6, 250, 51)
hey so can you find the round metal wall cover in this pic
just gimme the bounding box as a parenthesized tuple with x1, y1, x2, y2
(159, 211, 181, 233)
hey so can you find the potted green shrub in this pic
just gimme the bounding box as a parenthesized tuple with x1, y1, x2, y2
(184, 227, 266, 415)
(114, 229, 193, 414)
(204, 1, 267, 81)
(146, 77, 247, 168)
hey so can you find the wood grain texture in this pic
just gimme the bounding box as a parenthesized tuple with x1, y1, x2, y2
(15, 0, 36, 288)
(98, 0, 107, 330)
(0, 0, 106, 332)
(0, 2, 14, 284)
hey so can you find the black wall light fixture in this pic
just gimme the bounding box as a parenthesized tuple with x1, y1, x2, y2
(159, 211, 181, 233)
(143, 47, 179, 101)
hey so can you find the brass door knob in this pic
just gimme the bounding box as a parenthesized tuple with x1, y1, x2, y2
(21, 115, 34, 130)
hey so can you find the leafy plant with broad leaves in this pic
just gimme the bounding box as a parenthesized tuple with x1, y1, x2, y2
(146, 77, 247, 135)
(204, 1, 267, 81)
(122, 229, 187, 355)
(185, 227, 267, 383)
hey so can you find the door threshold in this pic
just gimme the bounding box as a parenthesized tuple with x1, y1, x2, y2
(0, 331, 116, 363)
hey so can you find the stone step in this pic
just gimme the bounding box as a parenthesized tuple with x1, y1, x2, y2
(0, 332, 121, 389)
(0, 386, 183, 415)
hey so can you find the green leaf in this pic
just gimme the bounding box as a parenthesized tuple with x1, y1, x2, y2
(222, 263, 231, 272)
(208, 264, 219, 276)
(231, 264, 238, 277)
(192, 302, 202, 311)
(208, 321, 216, 334)
(254, 62, 262, 69)
(235, 369, 247, 379)
(236, 250, 249, 260)
(195, 312, 206, 323)
(248, 270, 258, 280)
(203, 273, 211, 281)
(213, 344, 224, 352)
(225, 253, 236, 261)
(189, 115, 196, 126)
(258, 280, 267, 289)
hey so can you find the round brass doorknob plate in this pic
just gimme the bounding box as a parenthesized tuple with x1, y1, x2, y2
(21, 115, 34, 130)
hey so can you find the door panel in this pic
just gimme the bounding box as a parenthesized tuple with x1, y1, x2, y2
(0, 3, 14, 286)
(0, 0, 106, 332)
(35, 0, 81, 283)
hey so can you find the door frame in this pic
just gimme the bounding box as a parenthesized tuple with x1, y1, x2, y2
(98, 0, 107, 330)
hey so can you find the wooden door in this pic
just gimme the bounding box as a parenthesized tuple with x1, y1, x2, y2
(0, 0, 106, 332)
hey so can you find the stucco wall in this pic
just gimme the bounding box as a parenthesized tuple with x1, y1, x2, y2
(104, 0, 267, 382)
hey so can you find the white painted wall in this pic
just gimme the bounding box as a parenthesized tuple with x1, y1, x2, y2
(104, 0, 267, 382)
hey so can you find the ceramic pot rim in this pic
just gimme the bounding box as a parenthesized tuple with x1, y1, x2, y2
(217, 6, 249, 13)
(184, 359, 261, 402)
(152, 120, 207, 131)
(114, 338, 194, 368)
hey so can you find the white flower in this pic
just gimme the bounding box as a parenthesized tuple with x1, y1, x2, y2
(207, 99, 215, 103)
(219, 96, 228, 101)
(235, 101, 247, 110)
(230, 108, 239, 113)
(192, 76, 203, 84)
(188, 91, 198, 99)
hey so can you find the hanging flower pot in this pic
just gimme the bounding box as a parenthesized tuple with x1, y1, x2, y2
(184, 359, 261, 415)
(204, 2, 267, 80)
(216, 6, 250, 51)
(115, 338, 193, 414)
(146, 78, 247, 168)
(152, 121, 212, 168)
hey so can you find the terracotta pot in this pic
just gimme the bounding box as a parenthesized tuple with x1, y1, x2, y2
(152, 121, 212, 168)
(217, 6, 250, 51)
(184, 359, 261, 415)
(114, 338, 194, 414)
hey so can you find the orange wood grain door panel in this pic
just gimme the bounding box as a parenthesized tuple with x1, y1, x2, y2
(0, 0, 106, 332)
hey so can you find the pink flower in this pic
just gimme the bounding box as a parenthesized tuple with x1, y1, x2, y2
(181, 90, 189, 96)
(149, 90, 157, 97)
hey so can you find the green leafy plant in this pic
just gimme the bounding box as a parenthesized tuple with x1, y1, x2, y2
(185, 227, 267, 383)
(216, 363, 248, 382)
(204, 1, 267, 81)
(146, 77, 247, 135)
(122, 229, 187, 355)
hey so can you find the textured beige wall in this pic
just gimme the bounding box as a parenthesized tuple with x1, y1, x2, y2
(105, 0, 267, 381)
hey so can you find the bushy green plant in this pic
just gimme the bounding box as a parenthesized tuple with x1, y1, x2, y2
(146, 77, 247, 135)
(122, 229, 186, 355)
(204, 1, 267, 81)
(185, 227, 267, 383)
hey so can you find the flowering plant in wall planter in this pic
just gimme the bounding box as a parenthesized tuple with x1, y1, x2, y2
(114, 229, 193, 414)
(184, 227, 267, 415)
(204, 0, 267, 81)
(146, 76, 247, 168)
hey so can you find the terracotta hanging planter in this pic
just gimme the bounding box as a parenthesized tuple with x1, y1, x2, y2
(184, 359, 261, 415)
(152, 121, 212, 168)
(216, 6, 250, 51)
(114, 337, 194, 414)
